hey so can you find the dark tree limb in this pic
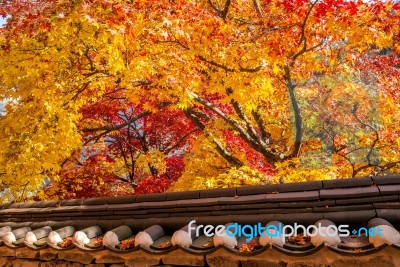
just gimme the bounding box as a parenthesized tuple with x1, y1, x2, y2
(82, 102, 170, 134)
(207, 0, 231, 21)
(231, 99, 261, 143)
(191, 93, 286, 162)
(284, 65, 303, 158)
(163, 128, 200, 155)
(184, 109, 244, 167)
(252, 0, 263, 16)
(222, 0, 232, 21)
(251, 109, 271, 142)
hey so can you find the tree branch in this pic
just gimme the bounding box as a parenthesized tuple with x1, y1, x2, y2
(207, 0, 223, 15)
(231, 98, 261, 143)
(251, 109, 271, 142)
(191, 92, 286, 162)
(284, 65, 303, 158)
(351, 103, 379, 165)
(197, 55, 235, 72)
(222, 0, 231, 20)
(82, 102, 170, 133)
(184, 109, 244, 167)
(298, 1, 318, 46)
(191, 92, 257, 145)
(83, 111, 151, 133)
(163, 128, 200, 155)
(207, 0, 231, 21)
(252, 0, 263, 17)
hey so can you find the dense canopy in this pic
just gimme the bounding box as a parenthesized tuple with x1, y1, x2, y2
(0, 0, 399, 202)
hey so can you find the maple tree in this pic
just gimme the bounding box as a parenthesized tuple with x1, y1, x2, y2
(39, 97, 194, 199)
(0, 0, 399, 200)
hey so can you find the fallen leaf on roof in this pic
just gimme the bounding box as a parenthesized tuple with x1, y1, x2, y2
(92, 237, 103, 247)
(159, 241, 172, 248)
(119, 238, 135, 250)
(59, 237, 73, 248)
(237, 239, 262, 253)
(287, 234, 311, 246)
(202, 239, 213, 247)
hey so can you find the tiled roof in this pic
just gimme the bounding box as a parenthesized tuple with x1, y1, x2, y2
(0, 174, 400, 258)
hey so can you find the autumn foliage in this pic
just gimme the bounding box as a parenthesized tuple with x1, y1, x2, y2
(0, 0, 399, 201)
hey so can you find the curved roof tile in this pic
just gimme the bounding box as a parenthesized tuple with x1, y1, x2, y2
(0, 175, 400, 257)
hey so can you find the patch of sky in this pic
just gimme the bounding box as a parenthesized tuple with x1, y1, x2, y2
(0, 15, 9, 27)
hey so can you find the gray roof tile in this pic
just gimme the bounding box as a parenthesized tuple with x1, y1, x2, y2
(1, 175, 400, 257)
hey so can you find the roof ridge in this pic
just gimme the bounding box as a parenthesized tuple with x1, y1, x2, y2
(1, 174, 399, 209)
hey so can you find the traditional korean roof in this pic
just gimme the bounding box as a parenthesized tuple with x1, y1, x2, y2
(0, 174, 400, 260)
